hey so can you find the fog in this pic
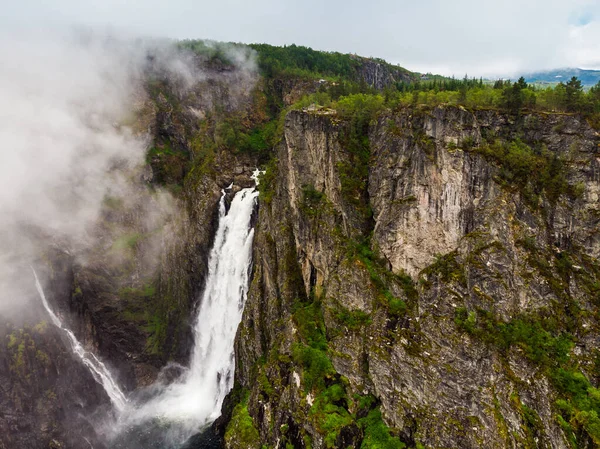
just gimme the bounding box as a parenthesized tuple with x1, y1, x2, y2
(0, 28, 252, 316)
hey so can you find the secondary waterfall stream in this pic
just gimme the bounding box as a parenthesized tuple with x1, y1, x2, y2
(32, 268, 128, 412)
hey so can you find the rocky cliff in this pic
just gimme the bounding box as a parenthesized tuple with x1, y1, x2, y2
(224, 105, 600, 449)
(3, 43, 600, 449)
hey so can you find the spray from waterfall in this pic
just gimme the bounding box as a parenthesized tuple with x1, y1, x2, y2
(32, 267, 128, 412)
(117, 180, 259, 442)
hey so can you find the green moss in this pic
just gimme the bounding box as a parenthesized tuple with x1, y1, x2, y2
(333, 305, 372, 330)
(359, 408, 405, 449)
(258, 157, 278, 204)
(292, 344, 334, 392)
(455, 309, 572, 367)
(300, 184, 326, 217)
(144, 312, 168, 355)
(225, 391, 261, 447)
(421, 251, 466, 287)
(472, 138, 579, 207)
(257, 369, 275, 398)
(112, 232, 144, 251)
(552, 370, 600, 446)
(453, 305, 600, 446)
(310, 384, 354, 447)
(346, 237, 414, 317)
(120, 284, 156, 301)
(291, 293, 336, 391)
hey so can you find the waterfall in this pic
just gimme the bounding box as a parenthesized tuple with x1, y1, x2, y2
(30, 177, 260, 446)
(122, 182, 259, 439)
(187, 184, 258, 417)
(32, 268, 128, 412)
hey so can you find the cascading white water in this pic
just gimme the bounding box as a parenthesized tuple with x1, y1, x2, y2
(32, 268, 128, 412)
(122, 181, 259, 438)
(187, 184, 258, 417)
(31, 175, 260, 444)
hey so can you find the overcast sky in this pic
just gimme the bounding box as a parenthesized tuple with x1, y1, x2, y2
(4, 0, 600, 77)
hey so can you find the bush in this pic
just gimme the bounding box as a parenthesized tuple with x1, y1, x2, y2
(334, 306, 372, 330)
(292, 344, 335, 391)
(359, 408, 406, 449)
(225, 391, 261, 446)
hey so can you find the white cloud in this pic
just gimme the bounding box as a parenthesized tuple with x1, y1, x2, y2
(4, 0, 599, 77)
(2, 1, 600, 76)
(564, 21, 600, 68)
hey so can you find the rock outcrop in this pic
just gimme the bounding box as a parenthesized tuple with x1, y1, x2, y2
(225, 105, 600, 448)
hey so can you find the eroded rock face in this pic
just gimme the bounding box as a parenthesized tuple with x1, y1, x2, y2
(225, 106, 600, 449)
(370, 107, 600, 278)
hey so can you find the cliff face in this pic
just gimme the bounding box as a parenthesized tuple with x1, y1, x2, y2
(351, 55, 415, 90)
(225, 106, 600, 449)
(4, 53, 600, 448)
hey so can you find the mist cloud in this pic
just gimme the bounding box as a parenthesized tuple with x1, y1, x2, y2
(0, 29, 215, 314)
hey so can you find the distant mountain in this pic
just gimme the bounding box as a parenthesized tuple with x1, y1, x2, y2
(522, 68, 600, 86)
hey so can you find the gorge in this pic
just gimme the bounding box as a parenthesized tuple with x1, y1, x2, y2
(1, 36, 600, 449)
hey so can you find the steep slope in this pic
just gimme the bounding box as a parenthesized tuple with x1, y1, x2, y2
(224, 105, 600, 449)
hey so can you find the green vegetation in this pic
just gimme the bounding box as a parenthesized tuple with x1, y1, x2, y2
(300, 184, 326, 217)
(347, 237, 415, 317)
(454, 309, 572, 366)
(421, 251, 467, 287)
(334, 305, 372, 330)
(359, 407, 406, 449)
(553, 370, 600, 446)
(288, 288, 405, 447)
(257, 157, 278, 204)
(309, 383, 354, 446)
(393, 75, 600, 118)
(454, 307, 600, 446)
(249, 43, 414, 82)
(112, 232, 144, 251)
(473, 139, 579, 206)
(224, 390, 261, 446)
(336, 94, 384, 218)
(292, 298, 334, 391)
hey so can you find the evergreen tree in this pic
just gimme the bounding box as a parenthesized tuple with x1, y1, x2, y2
(565, 76, 584, 112)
